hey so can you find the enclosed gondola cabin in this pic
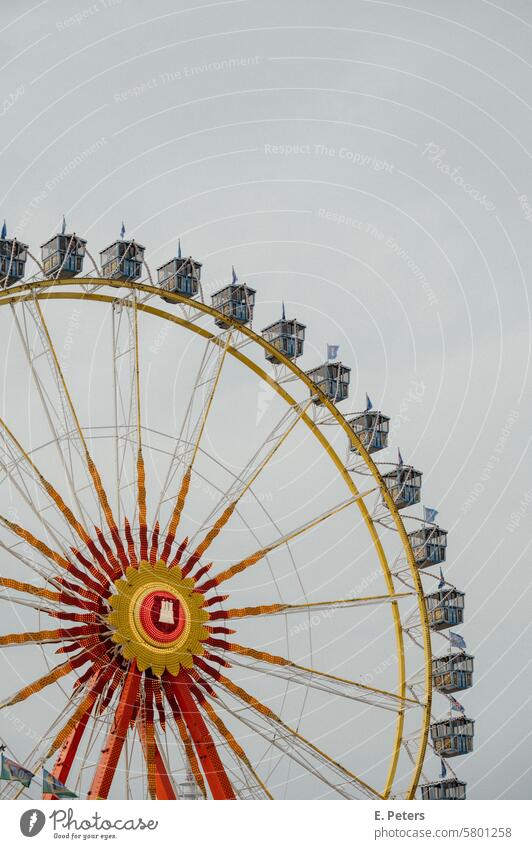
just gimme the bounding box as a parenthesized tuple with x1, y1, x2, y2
(100, 239, 145, 281)
(420, 779, 466, 800)
(307, 362, 351, 405)
(430, 716, 475, 758)
(261, 318, 306, 363)
(348, 410, 390, 454)
(382, 465, 422, 510)
(408, 524, 447, 567)
(41, 233, 86, 279)
(432, 651, 474, 693)
(158, 254, 202, 302)
(0, 236, 27, 286)
(211, 282, 256, 328)
(426, 588, 465, 631)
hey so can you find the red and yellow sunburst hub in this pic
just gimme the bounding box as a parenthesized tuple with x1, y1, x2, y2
(108, 561, 210, 677)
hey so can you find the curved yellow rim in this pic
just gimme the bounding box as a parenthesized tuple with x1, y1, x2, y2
(0, 278, 432, 799)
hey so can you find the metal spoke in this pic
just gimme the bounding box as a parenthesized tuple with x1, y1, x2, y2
(201, 698, 273, 799)
(184, 397, 314, 570)
(199, 488, 378, 591)
(197, 666, 382, 799)
(160, 331, 233, 559)
(218, 643, 420, 711)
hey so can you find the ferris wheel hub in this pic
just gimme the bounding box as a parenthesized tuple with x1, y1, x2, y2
(107, 561, 210, 677)
(138, 589, 187, 643)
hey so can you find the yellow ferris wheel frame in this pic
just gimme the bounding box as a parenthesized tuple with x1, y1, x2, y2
(0, 277, 432, 800)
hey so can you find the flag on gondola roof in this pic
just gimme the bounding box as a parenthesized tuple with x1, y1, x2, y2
(231, 265, 238, 284)
(177, 238, 182, 259)
(438, 567, 445, 589)
(327, 344, 340, 361)
(0, 754, 34, 787)
(424, 506, 438, 524)
(449, 695, 465, 713)
(397, 448, 404, 467)
(61, 215, 66, 235)
(1, 220, 7, 240)
(450, 631, 466, 650)
(42, 768, 77, 799)
(282, 301, 286, 320)
(365, 393, 373, 411)
(440, 758, 447, 779)
(120, 221, 126, 239)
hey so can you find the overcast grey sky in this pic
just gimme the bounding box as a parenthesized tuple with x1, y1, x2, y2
(1, 0, 531, 800)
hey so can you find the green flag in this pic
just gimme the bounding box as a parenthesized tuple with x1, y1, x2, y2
(0, 754, 34, 787)
(42, 768, 77, 798)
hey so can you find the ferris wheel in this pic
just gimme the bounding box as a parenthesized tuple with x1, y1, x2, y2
(0, 222, 474, 801)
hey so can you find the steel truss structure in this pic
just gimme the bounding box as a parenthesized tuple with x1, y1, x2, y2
(0, 275, 439, 801)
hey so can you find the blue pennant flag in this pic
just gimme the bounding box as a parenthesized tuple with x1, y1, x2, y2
(231, 265, 238, 284)
(42, 768, 77, 799)
(327, 344, 340, 361)
(120, 221, 126, 240)
(0, 754, 34, 787)
(450, 631, 466, 650)
(1, 220, 7, 240)
(61, 215, 66, 235)
(424, 506, 438, 524)
(440, 758, 447, 779)
(438, 567, 445, 589)
(449, 695, 465, 713)
(177, 238, 182, 259)
(397, 448, 404, 467)
(365, 393, 373, 412)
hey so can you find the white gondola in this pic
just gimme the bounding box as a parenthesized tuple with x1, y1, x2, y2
(420, 779, 467, 800)
(100, 239, 145, 281)
(382, 465, 422, 509)
(432, 651, 474, 693)
(158, 250, 202, 302)
(261, 316, 306, 363)
(211, 280, 256, 329)
(430, 716, 475, 757)
(348, 410, 390, 454)
(41, 233, 86, 279)
(426, 588, 465, 631)
(0, 234, 27, 286)
(408, 524, 447, 567)
(306, 362, 351, 404)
